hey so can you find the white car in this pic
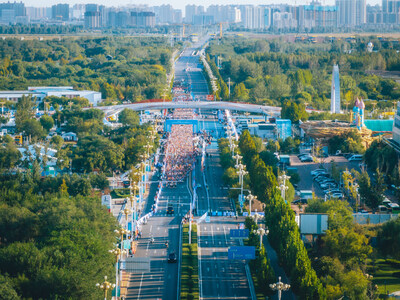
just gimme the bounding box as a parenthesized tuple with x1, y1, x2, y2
(311, 169, 326, 176)
(330, 193, 343, 199)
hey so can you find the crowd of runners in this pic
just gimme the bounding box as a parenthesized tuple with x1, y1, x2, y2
(162, 108, 198, 183)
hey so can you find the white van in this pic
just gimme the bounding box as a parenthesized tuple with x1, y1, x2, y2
(348, 154, 363, 161)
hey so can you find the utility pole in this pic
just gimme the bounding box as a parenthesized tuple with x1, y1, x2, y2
(228, 77, 231, 98)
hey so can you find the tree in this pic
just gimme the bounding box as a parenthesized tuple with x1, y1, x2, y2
(281, 100, 307, 124)
(15, 95, 34, 133)
(50, 135, 64, 150)
(322, 227, 372, 264)
(0, 142, 21, 170)
(21, 119, 45, 140)
(233, 82, 249, 101)
(118, 108, 139, 126)
(355, 170, 384, 210)
(39, 115, 54, 132)
(377, 217, 400, 259)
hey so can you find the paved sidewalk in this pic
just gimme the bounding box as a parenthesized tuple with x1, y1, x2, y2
(263, 237, 297, 300)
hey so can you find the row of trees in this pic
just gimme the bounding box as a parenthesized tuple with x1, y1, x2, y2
(238, 131, 323, 298)
(207, 36, 400, 111)
(0, 37, 176, 102)
(0, 172, 117, 299)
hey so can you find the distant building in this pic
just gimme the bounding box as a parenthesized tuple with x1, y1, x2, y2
(298, 3, 338, 30)
(0, 1, 25, 24)
(185, 4, 204, 23)
(331, 65, 341, 114)
(0, 86, 102, 106)
(131, 11, 155, 27)
(393, 102, 400, 145)
(84, 11, 100, 28)
(51, 3, 69, 21)
(382, 0, 400, 23)
(336, 0, 366, 26)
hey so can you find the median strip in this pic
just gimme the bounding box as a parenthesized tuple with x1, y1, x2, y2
(180, 223, 199, 300)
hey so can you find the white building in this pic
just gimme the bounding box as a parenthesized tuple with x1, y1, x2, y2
(18, 144, 58, 167)
(0, 86, 101, 106)
(331, 65, 341, 114)
(393, 102, 400, 145)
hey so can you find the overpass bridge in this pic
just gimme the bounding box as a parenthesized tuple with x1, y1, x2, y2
(94, 101, 282, 117)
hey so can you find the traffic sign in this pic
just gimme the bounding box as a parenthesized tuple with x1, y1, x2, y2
(230, 229, 249, 239)
(228, 246, 255, 260)
(206, 94, 214, 101)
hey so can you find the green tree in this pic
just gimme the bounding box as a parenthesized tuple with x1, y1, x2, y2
(281, 100, 308, 124)
(377, 217, 400, 259)
(15, 95, 34, 133)
(39, 115, 54, 132)
(118, 108, 139, 126)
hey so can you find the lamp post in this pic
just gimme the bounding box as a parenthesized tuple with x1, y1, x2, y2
(229, 142, 237, 156)
(278, 173, 291, 188)
(233, 154, 242, 166)
(96, 276, 115, 300)
(109, 247, 126, 298)
(277, 184, 289, 203)
(246, 193, 257, 215)
(122, 207, 133, 232)
(130, 181, 139, 229)
(253, 227, 268, 248)
(269, 276, 291, 300)
(237, 167, 248, 213)
(114, 228, 129, 257)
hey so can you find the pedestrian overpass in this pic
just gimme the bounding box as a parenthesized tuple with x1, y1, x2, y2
(94, 101, 282, 118)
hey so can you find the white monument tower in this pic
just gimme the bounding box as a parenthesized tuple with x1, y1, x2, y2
(331, 64, 341, 114)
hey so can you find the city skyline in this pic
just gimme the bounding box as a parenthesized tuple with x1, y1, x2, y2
(17, 0, 382, 12)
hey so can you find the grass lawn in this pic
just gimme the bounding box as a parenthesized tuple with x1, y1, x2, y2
(368, 258, 400, 298)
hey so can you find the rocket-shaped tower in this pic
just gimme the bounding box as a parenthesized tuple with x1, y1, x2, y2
(331, 64, 341, 114)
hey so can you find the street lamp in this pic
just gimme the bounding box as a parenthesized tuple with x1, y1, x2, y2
(246, 193, 257, 215)
(109, 248, 127, 298)
(96, 276, 115, 300)
(269, 276, 291, 300)
(253, 227, 269, 248)
(122, 207, 133, 232)
(114, 228, 129, 255)
(130, 181, 139, 228)
(237, 168, 248, 212)
(278, 173, 291, 187)
(229, 142, 237, 156)
(233, 154, 242, 167)
(277, 184, 289, 203)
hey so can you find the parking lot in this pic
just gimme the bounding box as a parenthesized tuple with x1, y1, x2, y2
(289, 155, 362, 198)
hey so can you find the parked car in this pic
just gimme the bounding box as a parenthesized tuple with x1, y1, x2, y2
(300, 156, 313, 162)
(292, 198, 308, 204)
(311, 169, 326, 176)
(321, 182, 337, 189)
(348, 154, 363, 161)
(330, 193, 343, 199)
(325, 189, 341, 195)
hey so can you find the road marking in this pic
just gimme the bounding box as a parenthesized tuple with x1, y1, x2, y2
(137, 272, 144, 300)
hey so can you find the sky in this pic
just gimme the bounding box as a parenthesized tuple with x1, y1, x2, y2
(23, 0, 382, 12)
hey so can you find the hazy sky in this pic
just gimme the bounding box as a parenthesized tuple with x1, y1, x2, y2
(24, 0, 381, 11)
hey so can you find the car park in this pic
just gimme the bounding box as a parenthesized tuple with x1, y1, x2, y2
(314, 173, 329, 180)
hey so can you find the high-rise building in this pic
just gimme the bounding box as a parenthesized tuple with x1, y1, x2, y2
(26, 7, 47, 20)
(84, 11, 100, 28)
(298, 3, 338, 30)
(382, 0, 400, 23)
(331, 65, 341, 114)
(336, 0, 366, 26)
(185, 5, 204, 23)
(51, 3, 69, 21)
(0, 1, 25, 23)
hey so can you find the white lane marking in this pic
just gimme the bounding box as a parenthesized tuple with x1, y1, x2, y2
(211, 225, 215, 244)
(198, 223, 203, 300)
(137, 272, 144, 300)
